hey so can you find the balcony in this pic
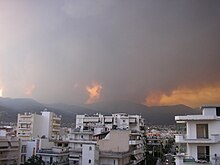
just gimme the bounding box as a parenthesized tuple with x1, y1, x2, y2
(52, 128, 60, 132)
(130, 156, 145, 165)
(19, 114, 32, 118)
(129, 140, 142, 145)
(18, 120, 31, 124)
(175, 134, 220, 143)
(133, 148, 144, 155)
(0, 148, 19, 151)
(52, 122, 60, 126)
(69, 138, 97, 144)
(0, 156, 18, 161)
(99, 151, 132, 158)
(19, 127, 31, 131)
(175, 115, 217, 121)
(129, 118, 136, 123)
(69, 148, 82, 153)
(18, 133, 31, 137)
(53, 117, 61, 121)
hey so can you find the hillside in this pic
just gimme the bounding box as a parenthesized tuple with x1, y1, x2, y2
(0, 98, 201, 125)
(86, 100, 200, 124)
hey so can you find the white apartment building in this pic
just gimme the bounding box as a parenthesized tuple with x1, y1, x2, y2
(98, 130, 132, 165)
(37, 146, 69, 165)
(82, 144, 99, 165)
(175, 105, 220, 165)
(17, 110, 61, 141)
(20, 138, 55, 164)
(69, 113, 145, 165)
(0, 129, 20, 165)
(68, 129, 97, 164)
(76, 113, 145, 132)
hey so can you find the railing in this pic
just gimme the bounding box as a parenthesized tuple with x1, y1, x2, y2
(133, 148, 144, 155)
(0, 156, 18, 161)
(69, 148, 82, 153)
(53, 117, 61, 120)
(18, 120, 31, 123)
(129, 140, 142, 145)
(19, 127, 31, 130)
(37, 149, 69, 154)
(175, 134, 220, 143)
(69, 138, 96, 141)
(99, 150, 132, 157)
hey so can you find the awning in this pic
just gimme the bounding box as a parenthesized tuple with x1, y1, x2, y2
(0, 141, 9, 147)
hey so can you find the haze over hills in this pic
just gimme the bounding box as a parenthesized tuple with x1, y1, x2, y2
(86, 100, 201, 125)
(0, 97, 200, 125)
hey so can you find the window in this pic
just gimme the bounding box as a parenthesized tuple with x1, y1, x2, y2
(216, 107, 220, 116)
(196, 124, 208, 139)
(21, 155, 26, 162)
(123, 120, 125, 122)
(197, 146, 210, 162)
(89, 159, 91, 163)
(21, 145, 27, 153)
(81, 135, 83, 139)
(89, 146, 92, 151)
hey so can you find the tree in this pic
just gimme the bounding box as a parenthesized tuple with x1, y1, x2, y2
(23, 155, 45, 165)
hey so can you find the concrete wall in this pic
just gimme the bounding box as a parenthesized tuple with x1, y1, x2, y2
(82, 144, 98, 165)
(98, 130, 130, 152)
(203, 108, 216, 116)
(32, 114, 45, 138)
(100, 158, 118, 165)
(41, 111, 52, 138)
(186, 117, 220, 164)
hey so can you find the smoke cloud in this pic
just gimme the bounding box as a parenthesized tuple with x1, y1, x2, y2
(0, 0, 220, 107)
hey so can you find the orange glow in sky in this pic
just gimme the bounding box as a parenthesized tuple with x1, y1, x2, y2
(144, 84, 220, 108)
(86, 82, 103, 104)
(0, 88, 2, 97)
(25, 84, 36, 96)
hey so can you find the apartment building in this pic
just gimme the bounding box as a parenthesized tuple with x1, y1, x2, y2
(68, 129, 97, 164)
(0, 129, 20, 165)
(17, 110, 61, 141)
(98, 130, 132, 165)
(175, 105, 220, 165)
(76, 113, 145, 132)
(69, 113, 145, 165)
(37, 146, 69, 165)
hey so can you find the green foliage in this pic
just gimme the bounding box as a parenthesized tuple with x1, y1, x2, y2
(23, 155, 44, 165)
(143, 136, 175, 165)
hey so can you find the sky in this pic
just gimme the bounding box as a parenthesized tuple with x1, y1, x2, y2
(0, 0, 220, 107)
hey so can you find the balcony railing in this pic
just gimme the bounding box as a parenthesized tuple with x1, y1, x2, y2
(133, 148, 144, 155)
(129, 140, 143, 145)
(175, 134, 220, 143)
(18, 120, 31, 123)
(0, 156, 18, 161)
(69, 148, 82, 153)
(53, 117, 61, 121)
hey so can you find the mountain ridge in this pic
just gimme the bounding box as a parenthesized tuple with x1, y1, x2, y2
(0, 97, 200, 125)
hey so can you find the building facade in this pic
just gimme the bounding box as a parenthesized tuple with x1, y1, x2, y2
(175, 105, 220, 165)
(17, 110, 61, 141)
(69, 113, 145, 165)
(76, 113, 145, 132)
(0, 129, 20, 165)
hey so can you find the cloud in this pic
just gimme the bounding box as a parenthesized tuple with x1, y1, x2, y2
(86, 81, 103, 104)
(25, 84, 36, 96)
(144, 83, 220, 108)
(62, 0, 113, 18)
(0, 0, 220, 106)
